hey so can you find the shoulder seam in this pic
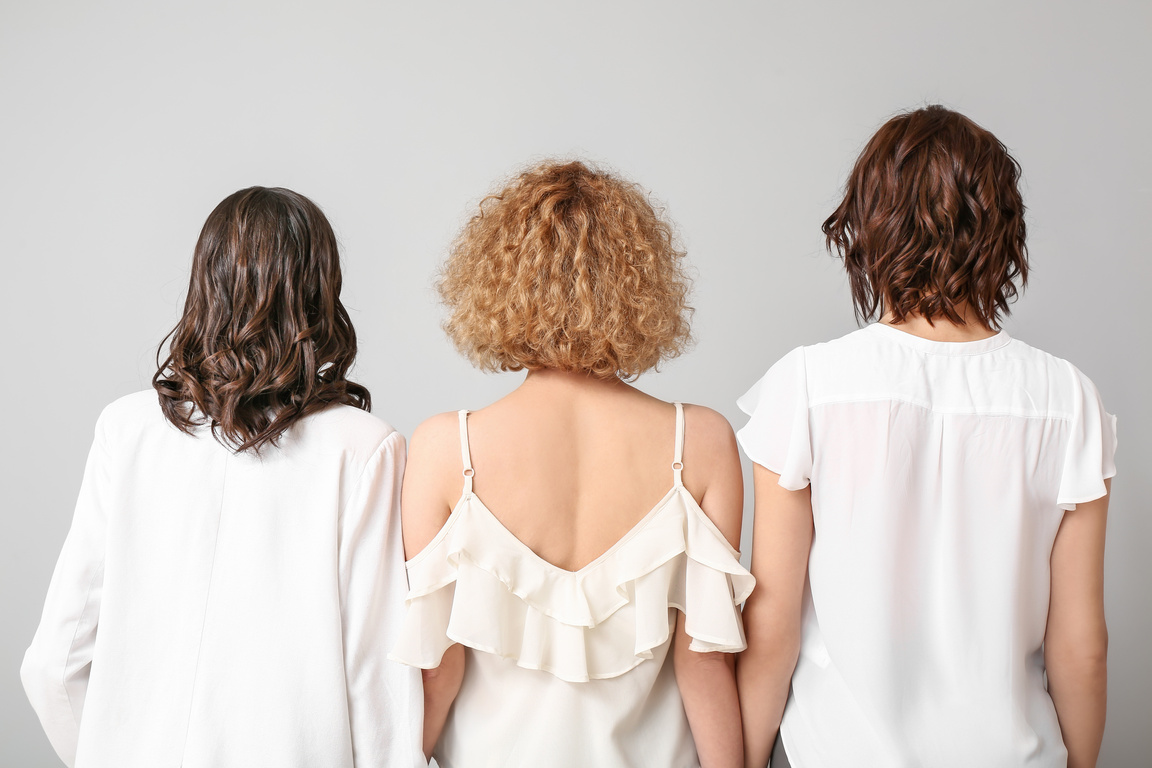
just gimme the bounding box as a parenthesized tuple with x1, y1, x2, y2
(341, 428, 402, 517)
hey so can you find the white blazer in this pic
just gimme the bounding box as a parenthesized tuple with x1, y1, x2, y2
(22, 391, 424, 768)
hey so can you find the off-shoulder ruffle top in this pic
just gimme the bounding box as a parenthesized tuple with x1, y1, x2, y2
(391, 403, 754, 768)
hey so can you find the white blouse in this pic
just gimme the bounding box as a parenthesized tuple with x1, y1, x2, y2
(22, 391, 424, 768)
(391, 405, 754, 768)
(738, 324, 1117, 768)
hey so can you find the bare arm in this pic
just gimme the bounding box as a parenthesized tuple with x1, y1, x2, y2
(420, 644, 464, 760)
(678, 405, 747, 768)
(736, 464, 812, 768)
(401, 413, 468, 762)
(674, 615, 742, 768)
(1045, 479, 1110, 768)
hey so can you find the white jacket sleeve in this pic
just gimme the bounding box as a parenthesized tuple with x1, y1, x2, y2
(22, 411, 112, 768)
(338, 430, 426, 768)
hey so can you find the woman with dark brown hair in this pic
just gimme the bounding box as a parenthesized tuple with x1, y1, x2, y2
(21, 187, 423, 768)
(736, 106, 1116, 768)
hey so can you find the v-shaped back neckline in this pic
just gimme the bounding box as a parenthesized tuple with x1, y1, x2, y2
(459, 484, 689, 576)
(449, 403, 689, 575)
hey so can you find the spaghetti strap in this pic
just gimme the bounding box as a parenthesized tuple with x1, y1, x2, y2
(672, 402, 685, 486)
(458, 410, 474, 494)
(393, 394, 754, 679)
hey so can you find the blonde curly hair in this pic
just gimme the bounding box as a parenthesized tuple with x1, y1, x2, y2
(438, 160, 693, 380)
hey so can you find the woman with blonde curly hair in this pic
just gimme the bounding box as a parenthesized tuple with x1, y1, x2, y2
(391, 161, 753, 768)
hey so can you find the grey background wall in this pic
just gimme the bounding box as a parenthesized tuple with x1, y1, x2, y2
(2, 0, 1148, 764)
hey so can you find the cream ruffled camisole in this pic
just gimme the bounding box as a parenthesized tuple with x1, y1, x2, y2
(391, 403, 754, 768)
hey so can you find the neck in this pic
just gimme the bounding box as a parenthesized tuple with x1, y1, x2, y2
(881, 305, 999, 343)
(520, 367, 627, 394)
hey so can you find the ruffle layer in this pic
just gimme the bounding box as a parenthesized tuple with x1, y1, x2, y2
(390, 488, 755, 683)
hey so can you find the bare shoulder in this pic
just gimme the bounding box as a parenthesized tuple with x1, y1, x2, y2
(406, 410, 468, 501)
(681, 403, 738, 456)
(679, 404, 743, 549)
(402, 411, 467, 557)
(408, 410, 463, 462)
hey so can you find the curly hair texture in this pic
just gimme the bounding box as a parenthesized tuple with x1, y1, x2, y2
(153, 187, 370, 452)
(823, 105, 1029, 329)
(438, 161, 692, 380)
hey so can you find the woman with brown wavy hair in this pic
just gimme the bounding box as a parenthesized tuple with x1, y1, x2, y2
(390, 160, 753, 768)
(736, 106, 1116, 768)
(22, 187, 422, 768)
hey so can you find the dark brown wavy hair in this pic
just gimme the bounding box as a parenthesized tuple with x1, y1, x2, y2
(153, 187, 369, 452)
(823, 105, 1028, 329)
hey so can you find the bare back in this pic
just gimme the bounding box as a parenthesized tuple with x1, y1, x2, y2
(402, 369, 743, 571)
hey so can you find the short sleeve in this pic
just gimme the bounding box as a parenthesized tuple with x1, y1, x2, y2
(736, 346, 812, 491)
(1056, 363, 1118, 510)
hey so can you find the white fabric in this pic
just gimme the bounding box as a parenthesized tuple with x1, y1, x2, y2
(22, 391, 424, 768)
(737, 324, 1117, 768)
(391, 403, 754, 768)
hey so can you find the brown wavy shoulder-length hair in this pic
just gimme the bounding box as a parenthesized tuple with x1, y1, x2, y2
(438, 160, 692, 380)
(823, 105, 1029, 329)
(153, 186, 369, 452)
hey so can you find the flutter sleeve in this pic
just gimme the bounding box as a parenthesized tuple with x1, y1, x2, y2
(1056, 362, 1118, 510)
(736, 346, 812, 491)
